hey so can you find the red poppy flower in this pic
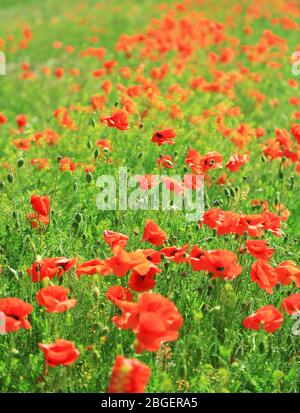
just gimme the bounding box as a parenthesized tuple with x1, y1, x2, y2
(0, 112, 7, 124)
(200, 152, 223, 172)
(31, 158, 50, 170)
(161, 176, 183, 194)
(200, 208, 240, 236)
(142, 219, 167, 246)
(108, 247, 153, 277)
(290, 124, 300, 144)
(142, 248, 162, 265)
(38, 339, 80, 367)
(128, 263, 161, 292)
(275, 260, 300, 288)
(151, 129, 176, 146)
(104, 230, 129, 249)
(105, 110, 129, 130)
(281, 293, 300, 315)
(190, 248, 242, 280)
(27, 257, 77, 282)
(27, 195, 50, 228)
(13, 138, 32, 151)
(245, 240, 274, 261)
(106, 286, 134, 305)
(182, 174, 204, 190)
(16, 114, 27, 129)
(112, 292, 183, 352)
(186, 149, 223, 173)
(185, 148, 203, 174)
(137, 175, 160, 190)
(76, 259, 112, 277)
(91, 94, 106, 110)
(226, 154, 250, 172)
(235, 214, 265, 238)
(161, 244, 189, 263)
(250, 260, 278, 294)
(37, 286, 76, 313)
(55, 67, 64, 78)
(157, 155, 174, 168)
(59, 157, 75, 172)
(261, 211, 282, 237)
(108, 355, 151, 393)
(0, 298, 33, 333)
(243, 305, 283, 333)
(96, 139, 111, 152)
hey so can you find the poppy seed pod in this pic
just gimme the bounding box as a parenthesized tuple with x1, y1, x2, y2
(86, 172, 93, 183)
(17, 158, 24, 168)
(7, 173, 14, 184)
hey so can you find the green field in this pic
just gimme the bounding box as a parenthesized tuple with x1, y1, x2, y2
(0, 0, 299, 393)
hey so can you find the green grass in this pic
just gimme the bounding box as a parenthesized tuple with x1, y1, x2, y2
(0, 0, 299, 393)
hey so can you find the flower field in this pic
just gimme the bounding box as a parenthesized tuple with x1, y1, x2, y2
(0, 0, 299, 393)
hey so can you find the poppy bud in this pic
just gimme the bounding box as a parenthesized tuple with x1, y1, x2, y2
(92, 286, 100, 300)
(137, 151, 143, 158)
(86, 172, 93, 183)
(75, 212, 82, 223)
(288, 176, 294, 190)
(87, 140, 93, 149)
(212, 199, 223, 206)
(56, 155, 62, 162)
(12, 210, 18, 219)
(94, 149, 99, 159)
(224, 188, 231, 198)
(0, 181, 4, 190)
(73, 182, 78, 192)
(11, 348, 20, 357)
(139, 123, 144, 129)
(7, 173, 14, 184)
(89, 117, 96, 128)
(93, 349, 100, 360)
(82, 232, 87, 240)
(17, 158, 24, 168)
(229, 187, 236, 198)
(178, 361, 188, 379)
(5, 224, 10, 233)
(261, 155, 266, 163)
(278, 169, 283, 180)
(72, 221, 79, 230)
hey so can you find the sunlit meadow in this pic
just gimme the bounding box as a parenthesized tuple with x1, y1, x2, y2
(0, 0, 299, 393)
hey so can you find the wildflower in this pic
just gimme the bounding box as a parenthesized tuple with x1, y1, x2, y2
(108, 355, 151, 393)
(243, 305, 283, 333)
(39, 339, 80, 367)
